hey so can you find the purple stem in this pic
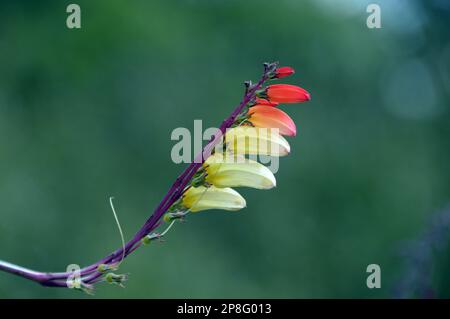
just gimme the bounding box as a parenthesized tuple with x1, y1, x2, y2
(0, 63, 275, 288)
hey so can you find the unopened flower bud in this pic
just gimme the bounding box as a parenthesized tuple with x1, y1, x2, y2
(266, 84, 311, 103)
(97, 264, 108, 273)
(163, 211, 188, 222)
(273, 66, 295, 79)
(105, 273, 128, 287)
(97, 263, 118, 273)
(141, 232, 162, 245)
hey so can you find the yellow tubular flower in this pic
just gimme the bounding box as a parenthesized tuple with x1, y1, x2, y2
(225, 127, 290, 157)
(182, 185, 246, 212)
(204, 153, 276, 189)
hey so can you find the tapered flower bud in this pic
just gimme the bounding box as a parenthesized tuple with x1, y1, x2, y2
(182, 185, 246, 212)
(248, 105, 297, 136)
(254, 98, 279, 107)
(105, 273, 128, 287)
(163, 211, 188, 222)
(266, 84, 311, 103)
(142, 232, 163, 245)
(225, 126, 290, 157)
(97, 263, 118, 273)
(274, 66, 295, 79)
(204, 153, 276, 189)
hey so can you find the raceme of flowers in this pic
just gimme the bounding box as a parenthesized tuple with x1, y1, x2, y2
(0, 62, 311, 291)
(171, 66, 311, 214)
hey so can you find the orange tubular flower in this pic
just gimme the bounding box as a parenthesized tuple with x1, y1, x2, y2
(266, 84, 311, 103)
(248, 105, 297, 136)
(274, 66, 295, 79)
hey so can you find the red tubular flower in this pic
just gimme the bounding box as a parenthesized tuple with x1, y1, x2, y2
(248, 105, 297, 136)
(274, 66, 295, 79)
(254, 97, 279, 107)
(266, 84, 311, 103)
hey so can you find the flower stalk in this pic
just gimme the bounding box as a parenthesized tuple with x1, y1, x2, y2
(0, 62, 285, 289)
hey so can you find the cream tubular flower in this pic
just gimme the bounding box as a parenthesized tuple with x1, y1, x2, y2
(182, 185, 246, 212)
(204, 153, 276, 189)
(225, 127, 290, 157)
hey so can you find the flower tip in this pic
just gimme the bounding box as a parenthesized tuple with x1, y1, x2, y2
(267, 173, 277, 189)
(286, 124, 297, 137)
(283, 143, 291, 155)
(305, 91, 311, 101)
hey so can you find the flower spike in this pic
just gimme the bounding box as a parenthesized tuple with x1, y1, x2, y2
(0, 61, 312, 292)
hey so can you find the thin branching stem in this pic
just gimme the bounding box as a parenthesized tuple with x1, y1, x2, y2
(0, 62, 277, 289)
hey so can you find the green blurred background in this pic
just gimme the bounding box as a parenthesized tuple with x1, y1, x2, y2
(1, 0, 449, 298)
